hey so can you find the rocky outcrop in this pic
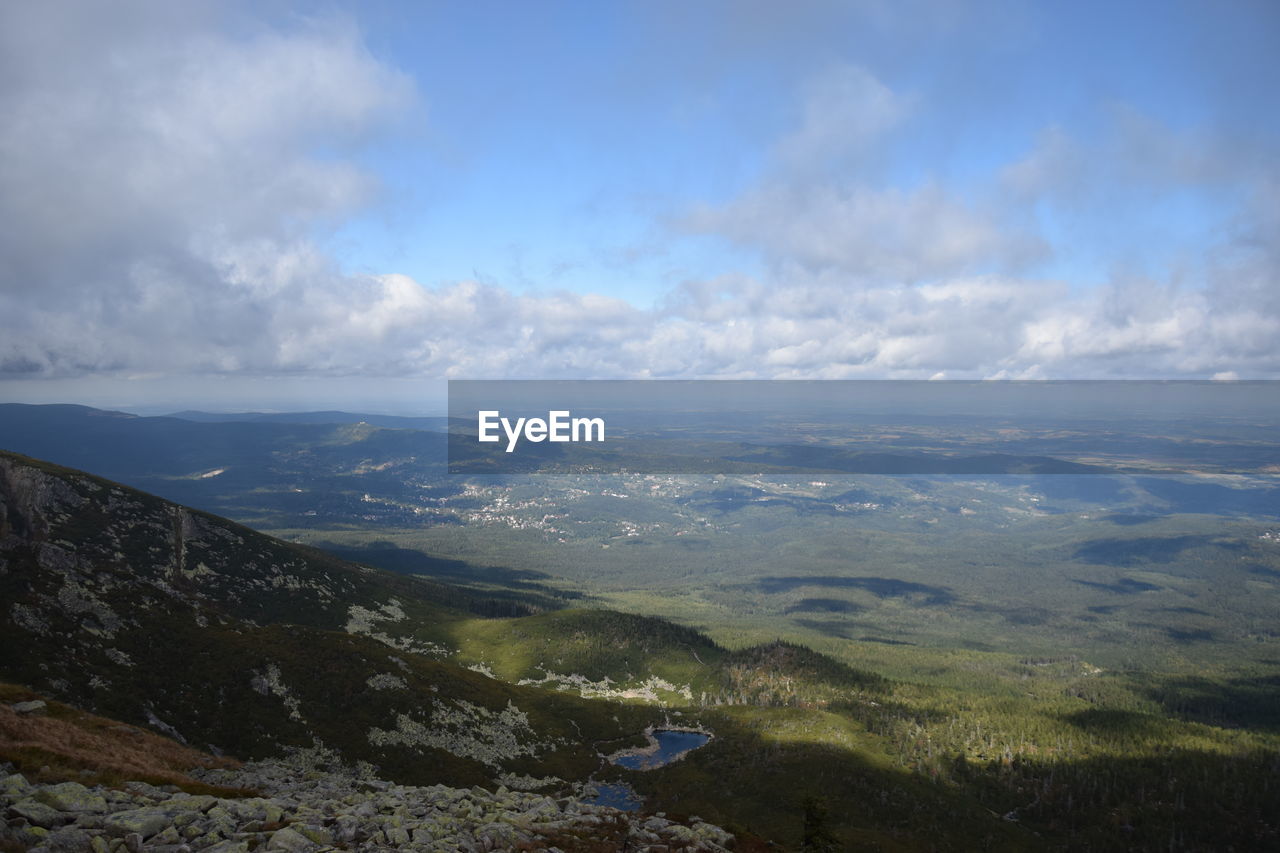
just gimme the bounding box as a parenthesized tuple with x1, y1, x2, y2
(0, 758, 735, 852)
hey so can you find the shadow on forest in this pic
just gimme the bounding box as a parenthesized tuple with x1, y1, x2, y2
(759, 575, 955, 605)
(965, 603, 1055, 625)
(1072, 535, 1241, 566)
(791, 618, 854, 639)
(1099, 513, 1163, 525)
(1073, 577, 1161, 594)
(1062, 708, 1172, 738)
(635, 701, 1279, 853)
(1133, 673, 1280, 732)
(313, 540, 578, 612)
(785, 597, 864, 614)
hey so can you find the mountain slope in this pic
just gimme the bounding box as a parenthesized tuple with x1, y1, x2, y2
(0, 449, 651, 790)
(0, 450, 1052, 850)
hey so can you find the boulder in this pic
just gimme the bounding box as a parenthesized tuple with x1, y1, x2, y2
(264, 826, 317, 851)
(8, 796, 66, 828)
(106, 807, 176, 839)
(35, 781, 108, 813)
(11, 699, 48, 715)
(42, 826, 92, 852)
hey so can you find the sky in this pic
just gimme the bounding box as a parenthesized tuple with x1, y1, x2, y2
(1, 0, 1277, 412)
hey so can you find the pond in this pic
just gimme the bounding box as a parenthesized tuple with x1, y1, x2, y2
(610, 729, 711, 771)
(587, 781, 644, 811)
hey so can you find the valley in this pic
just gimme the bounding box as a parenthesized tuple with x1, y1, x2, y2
(1, 397, 1279, 850)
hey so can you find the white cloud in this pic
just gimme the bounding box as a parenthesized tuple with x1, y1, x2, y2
(686, 182, 1040, 281)
(775, 64, 910, 171)
(0, 2, 413, 376)
(1, 5, 1277, 393)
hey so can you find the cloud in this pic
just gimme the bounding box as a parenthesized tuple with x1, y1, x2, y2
(686, 182, 1038, 281)
(0, 1, 412, 375)
(0, 4, 1277, 391)
(664, 66, 1280, 379)
(683, 63, 1046, 282)
(775, 64, 910, 171)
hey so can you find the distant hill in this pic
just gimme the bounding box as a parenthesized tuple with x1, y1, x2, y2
(167, 409, 449, 431)
(0, 403, 447, 481)
(0, 403, 451, 528)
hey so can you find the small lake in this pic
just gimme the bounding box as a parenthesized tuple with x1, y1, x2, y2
(611, 729, 711, 771)
(588, 782, 644, 811)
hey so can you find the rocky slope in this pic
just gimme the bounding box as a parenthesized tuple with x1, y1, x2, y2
(1, 749, 733, 852)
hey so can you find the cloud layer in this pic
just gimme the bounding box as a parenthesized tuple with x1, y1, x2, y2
(1, 2, 1277, 389)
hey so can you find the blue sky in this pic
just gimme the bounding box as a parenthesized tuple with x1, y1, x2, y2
(334, 0, 1275, 296)
(1, 0, 1277, 410)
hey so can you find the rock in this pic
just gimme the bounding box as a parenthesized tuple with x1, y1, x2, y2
(1, 772, 32, 798)
(124, 781, 169, 800)
(181, 794, 218, 812)
(205, 805, 232, 822)
(294, 824, 330, 844)
(20, 825, 51, 846)
(264, 826, 317, 851)
(150, 824, 182, 845)
(11, 699, 48, 715)
(35, 781, 108, 813)
(202, 841, 251, 853)
(106, 807, 174, 839)
(9, 796, 66, 828)
(2, 751, 737, 853)
(42, 826, 93, 852)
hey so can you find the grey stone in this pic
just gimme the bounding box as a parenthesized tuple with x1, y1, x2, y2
(11, 699, 48, 715)
(1, 772, 31, 798)
(35, 781, 107, 813)
(42, 826, 91, 852)
(150, 824, 182, 845)
(107, 807, 174, 839)
(264, 826, 317, 851)
(8, 796, 65, 828)
(124, 781, 168, 800)
(201, 841, 251, 853)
